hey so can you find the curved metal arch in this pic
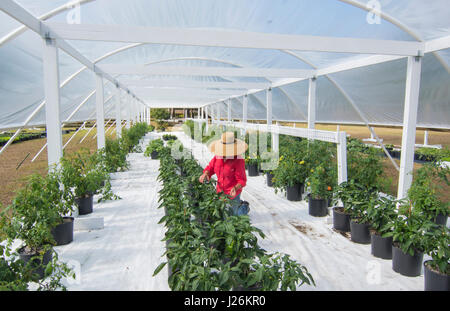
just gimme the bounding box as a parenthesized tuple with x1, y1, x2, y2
(0, 0, 95, 47)
(2, 0, 448, 74)
(337, 0, 449, 73)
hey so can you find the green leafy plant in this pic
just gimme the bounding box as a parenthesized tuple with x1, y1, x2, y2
(0, 244, 74, 291)
(152, 108, 171, 131)
(0, 172, 73, 252)
(144, 138, 164, 156)
(162, 134, 177, 141)
(60, 149, 106, 199)
(407, 163, 449, 220)
(365, 196, 398, 236)
(423, 225, 449, 275)
(306, 164, 337, 200)
(384, 202, 435, 256)
(153, 142, 315, 291)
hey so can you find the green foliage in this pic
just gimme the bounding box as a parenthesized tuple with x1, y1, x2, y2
(306, 164, 336, 200)
(152, 108, 170, 130)
(384, 204, 435, 256)
(162, 134, 177, 141)
(407, 163, 449, 219)
(154, 143, 315, 291)
(416, 147, 450, 162)
(365, 196, 398, 236)
(0, 172, 73, 251)
(144, 138, 164, 156)
(60, 149, 106, 198)
(423, 225, 449, 275)
(0, 244, 74, 291)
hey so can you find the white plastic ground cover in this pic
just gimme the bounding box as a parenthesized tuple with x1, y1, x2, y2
(0, 0, 449, 129)
(54, 133, 169, 290)
(173, 129, 425, 290)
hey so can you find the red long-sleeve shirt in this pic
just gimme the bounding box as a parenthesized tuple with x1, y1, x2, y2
(203, 156, 247, 199)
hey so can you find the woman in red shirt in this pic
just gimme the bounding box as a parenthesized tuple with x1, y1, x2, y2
(199, 132, 250, 215)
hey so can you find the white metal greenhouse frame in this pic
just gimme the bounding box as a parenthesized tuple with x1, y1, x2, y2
(1, 0, 449, 199)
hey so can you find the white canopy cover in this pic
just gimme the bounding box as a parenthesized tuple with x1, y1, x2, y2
(0, 0, 449, 129)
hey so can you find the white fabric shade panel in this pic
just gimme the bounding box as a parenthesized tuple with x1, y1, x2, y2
(0, 0, 449, 130)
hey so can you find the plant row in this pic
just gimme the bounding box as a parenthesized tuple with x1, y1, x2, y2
(152, 139, 315, 291)
(0, 122, 153, 291)
(184, 122, 449, 290)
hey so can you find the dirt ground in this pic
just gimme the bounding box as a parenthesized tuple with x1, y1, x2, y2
(288, 123, 450, 149)
(0, 128, 116, 209)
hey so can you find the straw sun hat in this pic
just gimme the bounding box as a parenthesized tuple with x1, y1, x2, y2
(209, 132, 248, 157)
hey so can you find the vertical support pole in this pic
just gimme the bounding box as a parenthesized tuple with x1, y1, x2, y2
(266, 88, 272, 130)
(126, 96, 131, 129)
(398, 56, 422, 200)
(218, 103, 221, 123)
(424, 130, 429, 146)
(95, 74, 105, 149)
(272, 121, 279, 152)
(42, 37, 63, 169)
(115, 87, 122, 138)
(242, 95, 248, 136)
(243, 95, 248, 124)
(337, 131, 348, 184)
(227, 99, 231, 122)
(307, 77, 317, 129)
(149, 107, 151, 125)
(205, 106, 209, 132)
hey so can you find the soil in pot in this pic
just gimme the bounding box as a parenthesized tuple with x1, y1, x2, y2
(151, 150, 159, 159)
(51, 216, 74, 246)
(76, 194, 93, 215)
(333, 207, 351, 232)
(308, 195, 329, 217)
(247, 164, 259, 177)
(350, 220, 371, 244)
(286, 183, 303, 201)
(433, 213, 448, 226)
(19, 247, 53, 280)
(392, 244, 424, 277)
(424, 260, 449, 291)
(370, 230, 393, 259)
(266, 172, 274, 187)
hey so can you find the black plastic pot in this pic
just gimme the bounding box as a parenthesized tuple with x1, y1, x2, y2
(266, 172, 274, 187)
(308, 196, 328, 217)
(333, 207, 351, 232)
(370, 231, 393, 259)
(75, 194, 93, 215)
(424, 260, 449, 291)
(19, 248, 53, 280)
(151, 150, 159, 159)
(286, 183, 303, 201)
(350, 220, 371, 244)
(392, 244, 424, 277)
(433, 213, 448, 226)
(247, 164, 259, 176)
(51, 217, 74, 246)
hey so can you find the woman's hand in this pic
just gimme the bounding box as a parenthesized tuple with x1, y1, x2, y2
(199, 171, 210, 183)
(229, 186, 236, 198)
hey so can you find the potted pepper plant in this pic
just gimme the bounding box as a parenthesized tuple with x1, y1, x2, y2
(385, 203, 434, 277)
(366, 196, 398, 259)
(60, 150, 105, 215)
(423, 224, 449, 291)
(0, 173, 74, 279)
(408, 163, 449, 226)
(273, 155, 307, 201)
(306, 165, 336, 217)
(245, 151, 260, 177)
(145, 138, 164, 159)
